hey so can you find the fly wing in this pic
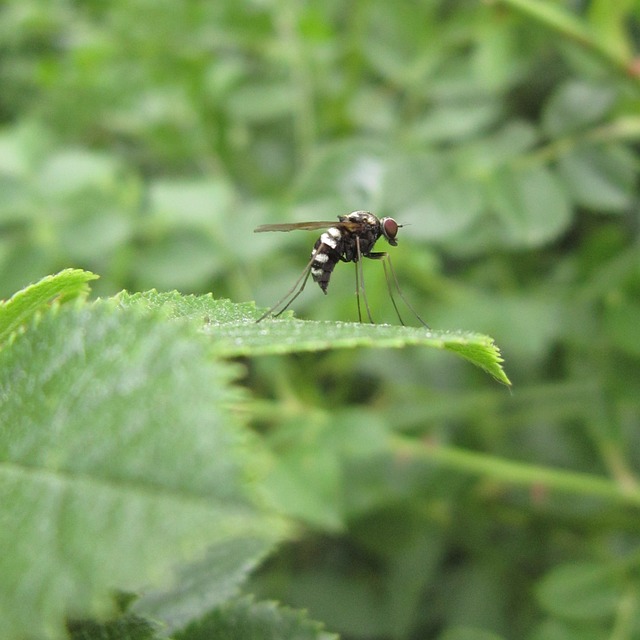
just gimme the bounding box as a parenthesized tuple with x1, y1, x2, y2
(254, 221, 360, 233)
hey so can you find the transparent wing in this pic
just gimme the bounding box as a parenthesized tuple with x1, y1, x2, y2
(254, 221, 359, 233)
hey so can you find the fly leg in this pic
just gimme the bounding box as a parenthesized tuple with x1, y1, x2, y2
(256, 256, 314, 322)
(355, 237, 375, 323)
(367, 252, 430, 328)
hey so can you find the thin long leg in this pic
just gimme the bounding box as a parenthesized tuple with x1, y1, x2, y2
(354, 262, 362, 323)
(381, 258, 406, 326)
(256, 256, 314, 322)
(367, 252, 430, 329)
(355, 237, 374, 323)
(361, 251, 404, 325)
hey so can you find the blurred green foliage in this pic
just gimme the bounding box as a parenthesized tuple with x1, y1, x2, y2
(2, 0, 640, 638)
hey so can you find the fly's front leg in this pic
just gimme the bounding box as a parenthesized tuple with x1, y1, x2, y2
(366, 252, 429, 328)
(356, 237, 375, 323)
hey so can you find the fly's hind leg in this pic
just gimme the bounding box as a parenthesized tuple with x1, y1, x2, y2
(256, 256, 314, 322)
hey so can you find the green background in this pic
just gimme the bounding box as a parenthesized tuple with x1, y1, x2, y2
(1, 1, 640, 638)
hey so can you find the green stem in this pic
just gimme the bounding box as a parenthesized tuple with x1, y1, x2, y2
(391, 435, 640, 507)
(493, 0, 635, 79)
(517, 117, 640, 169)
(274, 0, 317, 165)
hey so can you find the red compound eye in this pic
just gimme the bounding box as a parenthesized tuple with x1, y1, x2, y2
(381, 217, 399, 244)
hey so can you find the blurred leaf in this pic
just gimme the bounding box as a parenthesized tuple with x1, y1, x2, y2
(0, 241, 60, 301)
(487, 165, 572, 246)
(177, 596, 338, 640)
(293, 140, 388, 217)
(134, 231, 219, 290)
(0, 124, 52, 223)
(226, 82, 298, 123)
(134, 537, 277, 634)
(148, 178, 236, 228)
(59, 208, 134, 262)
(0, 130, 30, 178)
(542, 81, 616, 137)
(0, 175, 34, 223)
(431, 290, 566, 367)
(457, 121, 539, 175)
(38, 149, 122, 196)
(0, 268, 97, 347)
(116, 291, 511, 385)
(604, 298, 640, 357)
(438, 627, 506, 640)
(438, 561, 512, 635)
(471, 18, 524, 91)
(413, 100, 501, 144)
(268, 568, 389, 637)
(535, 562, 624, 621)
(261, 409, 390, 530)
(0, 302, 285, 639)
(557, 143, 635, 213)
(0, 122, 52, 178)
(264, 424, 344, 530)
(529, 618, 609, 640)
(361, 2, 440, 87)
(382, 152, 483, 240)
(384, 526, 443, 636)
(67, 614, 159, 640)
(346, 86, 398, 132)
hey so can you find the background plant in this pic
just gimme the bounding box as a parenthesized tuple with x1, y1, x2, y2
(1, 1, 640, 639)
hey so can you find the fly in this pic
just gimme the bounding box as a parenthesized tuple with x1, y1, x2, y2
(254, 210, 428, 327)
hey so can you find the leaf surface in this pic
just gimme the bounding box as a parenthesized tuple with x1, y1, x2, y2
(0, 268, 98, 347)
(117, 291, 511, 385)
(0, 302, 284, 639)
(177, 596, 338, 640)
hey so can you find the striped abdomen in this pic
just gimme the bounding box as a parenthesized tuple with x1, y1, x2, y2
(310, 227, 343, 293)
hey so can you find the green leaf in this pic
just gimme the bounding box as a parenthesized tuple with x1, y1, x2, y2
(38, 149, 122, 196)
(133, 537, 276, 634)
(542, 81, 616, 137)
(412, 101, 500, 144)
(67, 613, 159, 640)
(457, 121, 539, 176)
(0, 302, 285, 640)
(261, 408, 391, 531)
(529, 619, 609, 640)
(134, 230, 220, 290)
(439, 628, 506, 640)
(148, 178, 236, 228)
(178, 596, 338, 640)
(0, 268, 98, 347)
(557, 144, 635, 213)
(225, 82, 298, 122)
(488, 165, 572, 246)
(293, 139, 389, 216)
(115, 291, 258, 324)
(116, 292, 511, 386)
(604, 297, 640, 357)
(535, 562, 624, 621)
(381, 153, 483, 240)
